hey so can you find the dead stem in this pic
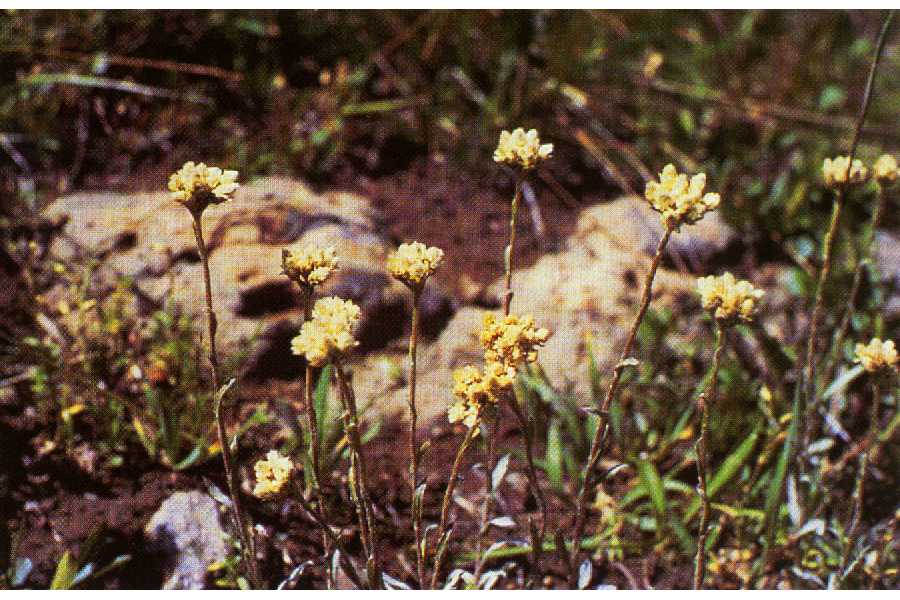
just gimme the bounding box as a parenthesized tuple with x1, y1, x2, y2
(568, 224, 673, 587)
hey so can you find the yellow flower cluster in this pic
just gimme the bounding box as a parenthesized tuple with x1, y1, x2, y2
(291, 296, 361, 367)
(854, 338, 899, 374)
(448, 362, 513, 431)
(822, 156, 868, 188)
(282, 246, 339, 288)
(387, 242, 444, 288)
(644, 164, 720, 229)
(873, 154, 898, 184)
(253, 450, 294, 498)
(493, 128, 553, 170)
(696, 272, 764, 324)
(479, 313, 551, 373)
(168, 161, 239, 206)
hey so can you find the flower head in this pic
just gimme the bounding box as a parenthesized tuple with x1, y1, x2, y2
(479, 313, 550, 374)
(822, 156, 868, 188)
(168, 161, 239, 212)
(291, 297, 361, 367)
(253, 450, 294, 498)
(493, 128, 553, 170)
(854, 338, 899, 374)
(387, 242, 444, 289)
(449, 364, 505, 432)
(644, 164, 720, 229)
(873, 154, 898, 184)
(696, 272, 764, 324)
(282, 246, 339, 288)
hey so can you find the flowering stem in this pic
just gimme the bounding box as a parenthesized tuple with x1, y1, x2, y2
(300, 286, 334, 588)
(190, 212, 259, 588)
(800, 8, 893, 461)
(567, 224, 673, 587)
(430, 417, 481, 589)
(334, 362, 381, 589)
(502, 173, 524, 315)
(693, 323, 726, 590)
(405, 289, 426, 588)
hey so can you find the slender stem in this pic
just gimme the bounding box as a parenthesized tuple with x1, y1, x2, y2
(299, 287, 333, 588)
(290, 479, 364, 590)
(405, 289, 426, 588)
(431, 418, 481, 589)
(567, 225, 674, 586)
(693, 324, 726, 590)
(334, 363, 381, 589)
(502, 174, 523, 315)
(190, 214, 259, 588)
(800, 8, 894, 459)
(506, 392, 548, 588)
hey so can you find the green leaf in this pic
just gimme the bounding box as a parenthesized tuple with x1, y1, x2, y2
(50, 552, 78, 590)
(762, 382, 801, 550)
(172, 444, 205, 471)
(635, 459, 693, 554)
(822, 364, 864, 400)
(546, 420, 563, 492)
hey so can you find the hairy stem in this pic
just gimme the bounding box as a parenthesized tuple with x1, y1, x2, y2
(431, 418, 481, 589)
(568, 225, 673, 587)
(406, 290, 426, 588)
(502, 174, 523, 315)
(190, 213, 259, 588)
(693, 324, 726, 590)
(334, 363, 381, 589)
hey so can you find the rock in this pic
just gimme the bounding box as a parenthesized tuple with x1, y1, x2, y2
(356, 196, 731, 425)
(144, 491, 227, 590)
(43, 177, 454, 379)
(875, 231, 900, 318)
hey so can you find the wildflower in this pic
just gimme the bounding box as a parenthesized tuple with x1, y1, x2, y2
(387, 242, 444, 289)
(696, 272, 764, 324)
(493, 128, 553, 170)
(291, 296, 361, 367)
(854, 338, 899, 374)
(168, 161, 239, 212)
(822, 156, 868, 188)
(873, 154, 898, 184)
(479, 312, 550, 374)
(282, 246, 339, 288)
(253, 450, 294, 498)
(644, 164, 720, 229)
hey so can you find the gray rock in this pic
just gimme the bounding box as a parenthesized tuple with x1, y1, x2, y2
(144, 491, 227, 590)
